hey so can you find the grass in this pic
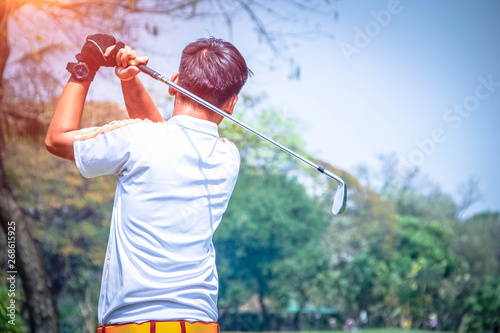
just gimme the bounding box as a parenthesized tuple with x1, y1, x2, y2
(225, 330, 446, 333)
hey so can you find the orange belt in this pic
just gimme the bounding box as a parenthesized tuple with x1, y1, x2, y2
(97, 321, 220, 333)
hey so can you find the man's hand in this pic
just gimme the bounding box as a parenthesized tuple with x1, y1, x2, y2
(106, 45, 163, 122)
(110, 45, 149, 81)
(76, 33, 124, 72)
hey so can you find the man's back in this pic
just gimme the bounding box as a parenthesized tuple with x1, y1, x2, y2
(74, 115, 240, 325)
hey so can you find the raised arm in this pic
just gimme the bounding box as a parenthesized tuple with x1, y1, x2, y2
(46, 33, 122, 161)
(114, 46, 164, 122)
(45, 78, 90, 161)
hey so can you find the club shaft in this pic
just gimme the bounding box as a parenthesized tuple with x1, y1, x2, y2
(136, 64, 344, 185)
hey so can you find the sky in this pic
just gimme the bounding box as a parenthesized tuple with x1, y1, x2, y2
(243, 0, 500, 217)
(292, 0, 500, 217)
(10, 0, 500, 217)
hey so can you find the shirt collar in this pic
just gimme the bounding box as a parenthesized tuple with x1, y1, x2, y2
(168, 115, 219, 137)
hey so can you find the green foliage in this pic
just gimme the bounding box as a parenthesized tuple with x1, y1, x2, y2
(0, 284, 28, 333)
(38, 205, 108, 321)
(384, 217, 462, 324)
(220, 108, 308, 172)
(392, 187, 459, 224)
(462, 276, 500, 333)
(359, 154, 460, 226)
(323, 216, 465, 329)
(216, 169, 328, 312)
(4, 138, 117, 214)
(451, 212, 500, 277)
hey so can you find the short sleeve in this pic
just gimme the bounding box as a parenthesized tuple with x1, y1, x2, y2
(73, 119, 148, 178)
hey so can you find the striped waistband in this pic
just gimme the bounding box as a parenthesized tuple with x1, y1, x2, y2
(97, 321, 219, 333)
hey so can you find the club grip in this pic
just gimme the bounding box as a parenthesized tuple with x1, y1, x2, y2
(127, 60, 160, 80)
(137, 64, 159, 79)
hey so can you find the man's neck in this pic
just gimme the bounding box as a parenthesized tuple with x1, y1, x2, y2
(172, 103, 224, 125)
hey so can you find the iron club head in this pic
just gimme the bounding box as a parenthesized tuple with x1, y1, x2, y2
(332, 181, 347, 215)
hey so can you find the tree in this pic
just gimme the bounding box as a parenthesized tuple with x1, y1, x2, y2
(216, 107, 334, 331)
(356, 153, 460, 226)
(451, 212, 500, 277)
(41, 206, 110, 333)
(462, 275, 500, 333)
(274, 240, 332, 331)
(320, 215, 464, 330)
(215, 168, 328, 331)
(451, 212, 500, 331)
(0, 152, 59, 332)
(390, 217, 462, 329)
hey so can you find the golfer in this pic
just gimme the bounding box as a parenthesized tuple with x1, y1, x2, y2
(45, 33, 251, 332)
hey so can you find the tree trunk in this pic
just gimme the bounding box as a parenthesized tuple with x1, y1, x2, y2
(293, 310, 300, 330)
(257, 275, 270, 331)
(0, 1, 11, 106)
(78, 287, 96, 333)
(258, 289, 270, 330)
(0, 3, 59, 332)
(0, 153, 60, 332)
(293, 292, 307, 331)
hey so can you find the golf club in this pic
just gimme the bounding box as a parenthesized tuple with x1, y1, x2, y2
(134, 62, 347, 215)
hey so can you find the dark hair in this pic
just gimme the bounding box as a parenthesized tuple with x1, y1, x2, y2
(178, 37, 251, 107)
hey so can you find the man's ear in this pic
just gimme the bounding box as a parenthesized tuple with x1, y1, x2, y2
(169, 73, 179, 96)
(223, 95, 239, 116)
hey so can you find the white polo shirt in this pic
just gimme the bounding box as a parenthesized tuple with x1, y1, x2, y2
(73, 115, 240, 326)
